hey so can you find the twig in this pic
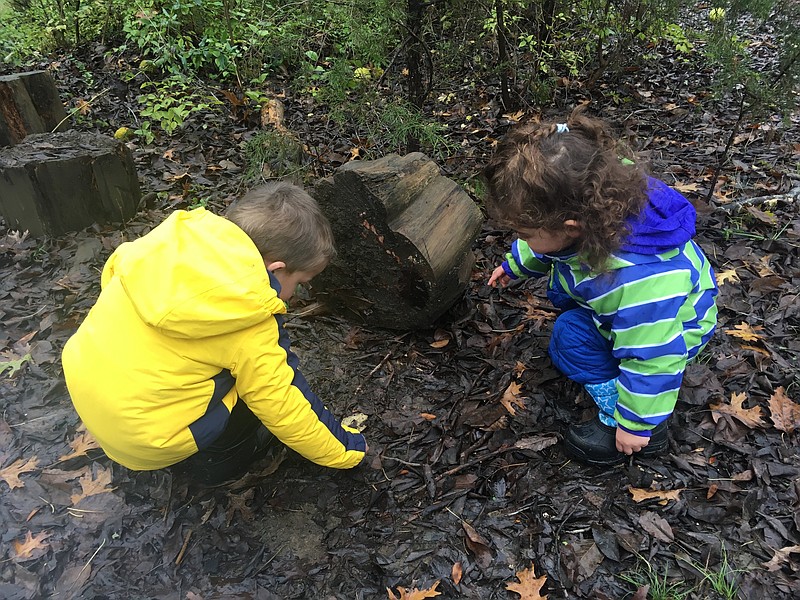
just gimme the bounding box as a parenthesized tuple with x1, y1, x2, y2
(51, 88, 112, 133)
(435, 446, 511, 482)
(712, 189, 800, 213)
(72, 538, 106, 589)
(174, 528, 193, 566)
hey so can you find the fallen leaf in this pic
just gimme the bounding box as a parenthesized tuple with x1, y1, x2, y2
(13, 530, 51, 560)
(744, 205, 777, 225)
(341, 412, 368, 432)
(628, 487, 682, 504)
(724, 322, 765, 342)
(710, 392, 766, 429)
(513, 361, 526, 377)
(451, 561, 463, 585)
(503, 110, 525, 122)
(499, 381, 527, 416)
(74, 98, 91, 115)
(0, 457, 39, 490)
(462, 521, 492, 568)
(70, 465, 115, 504)
(59, 430, 100, 462)
(638, 511, 674, 542)
(674, 182, 700, 194)
(430, 339, 450, 348)
(419, 413, 437, 421)
(506, 564, 548, 599)
(631, 585, 650, 600)
(768, 387, 800, 433)
(763, 545, 800, 571)
(513, 435, 559, 452)
(0, 351, 32, 377)
(715, 268, 740, 286)
(387, 580, 441, 599)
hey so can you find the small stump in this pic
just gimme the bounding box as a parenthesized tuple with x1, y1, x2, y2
(0, 70, 68, 147)
(312, 153, 483, 329)
(0, 131, 141, 236)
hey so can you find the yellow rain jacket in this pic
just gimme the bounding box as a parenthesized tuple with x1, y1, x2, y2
(62, 208, 366, 471)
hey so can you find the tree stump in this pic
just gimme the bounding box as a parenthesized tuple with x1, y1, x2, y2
(312, 153, 483, 329)
(0, 70, 68, 147)
(0, 131, 141, 237)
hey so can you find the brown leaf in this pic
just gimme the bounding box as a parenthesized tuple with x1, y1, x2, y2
(499, 381, 527, 416)
(762, 545, 800, 571)
(70, 465, 115, 504)
(768, 387, 800, 433)
(628, 486, 682, 504)
(59, 430, 100, 462)
(724, 322, 765, 342)
(462, 521, 492, 568)
(506, 564, 548, 599)
(710, 392, 766, 429)
(13, 530, 51, 560)
(386, 580, 441, 599)
(715, 268, 740, 286)
(0, 457, 39, 490)
(513, 435, 559, 452)
(429, 339, 450, 349)
(451, 561, 463, 585)
(638, 511, 674, 542)
(744, 205, 777, 225)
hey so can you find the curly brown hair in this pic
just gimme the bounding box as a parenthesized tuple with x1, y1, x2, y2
(483, 106, 648, 269)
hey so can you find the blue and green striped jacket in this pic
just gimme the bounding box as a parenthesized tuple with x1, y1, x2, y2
(502, 179, 718, 433)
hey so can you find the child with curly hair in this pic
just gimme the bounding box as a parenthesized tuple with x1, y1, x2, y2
(485, 108, 718, 467)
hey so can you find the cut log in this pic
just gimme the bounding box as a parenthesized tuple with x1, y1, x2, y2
(0, 70, 68, 147)
(312, 153, 483, 329)
(0, 131, 141, 237)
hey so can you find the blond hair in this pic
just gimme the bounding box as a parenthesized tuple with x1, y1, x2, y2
(225, 181, 336, 272)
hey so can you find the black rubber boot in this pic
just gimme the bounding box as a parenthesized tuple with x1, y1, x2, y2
(564, 416, 669, 467)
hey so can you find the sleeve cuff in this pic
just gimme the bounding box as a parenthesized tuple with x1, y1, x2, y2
(501, 261, 519, 279)
(617, 423, 652, 438)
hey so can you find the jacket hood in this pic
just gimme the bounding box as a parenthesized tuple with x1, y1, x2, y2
(102, 208, 286, 338)
(621, 178, 696, 255)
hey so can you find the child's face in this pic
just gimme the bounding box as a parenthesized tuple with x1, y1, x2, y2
(268, 262, 326, 301)
(518, 222, 581, 254)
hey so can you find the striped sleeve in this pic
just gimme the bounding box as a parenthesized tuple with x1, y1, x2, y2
(502, 239, 552, 280)
(585, 246, 716, 436)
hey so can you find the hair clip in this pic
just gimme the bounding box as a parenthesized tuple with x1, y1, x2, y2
(555, 123, 569, 134)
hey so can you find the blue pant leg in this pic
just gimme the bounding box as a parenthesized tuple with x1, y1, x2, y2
(548, 308, 619, 384)
(549, 308, 620, 425)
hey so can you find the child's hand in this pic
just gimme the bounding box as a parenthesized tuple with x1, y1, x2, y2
(488, 265, 511, 288)
(615, 428, 650, 455)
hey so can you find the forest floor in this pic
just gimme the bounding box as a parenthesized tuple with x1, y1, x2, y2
(1, 24, 799, 600)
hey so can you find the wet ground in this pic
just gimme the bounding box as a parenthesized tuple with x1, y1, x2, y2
(2, 35, 800, 600)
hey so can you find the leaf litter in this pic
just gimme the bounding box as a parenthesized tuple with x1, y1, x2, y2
(1, 26, 799, 600)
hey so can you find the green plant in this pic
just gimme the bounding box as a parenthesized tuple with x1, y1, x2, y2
(679, 544, 745, 600)
(618, 557, 692, 600)
(244, 130, 308, 182)
(135, 75, 219, 142)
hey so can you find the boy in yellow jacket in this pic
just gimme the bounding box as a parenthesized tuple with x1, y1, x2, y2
(62, 182, 367, 484)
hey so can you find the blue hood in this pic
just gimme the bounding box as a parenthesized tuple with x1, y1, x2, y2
(621, 178, 696, 254)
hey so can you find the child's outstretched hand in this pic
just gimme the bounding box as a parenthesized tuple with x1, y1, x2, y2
(615, 428, 650, 455)
(488, 265, 511, 288)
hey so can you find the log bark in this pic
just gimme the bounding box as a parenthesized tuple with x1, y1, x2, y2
(0, 70, 68, 147)
(0, 131, 141, 236)
(312, 153, 483, 329)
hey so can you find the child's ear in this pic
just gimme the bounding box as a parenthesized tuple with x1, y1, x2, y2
(563, 219, 583, 238)
(265, 260, 286, 273)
